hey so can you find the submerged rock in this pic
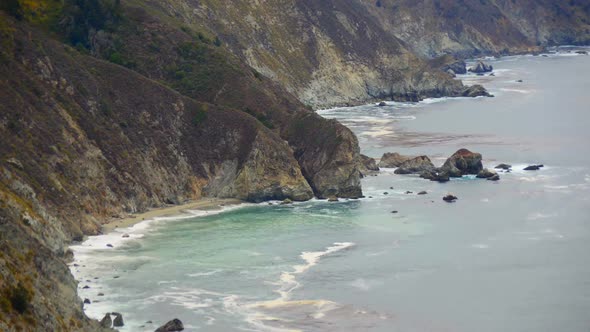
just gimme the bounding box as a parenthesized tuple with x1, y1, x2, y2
(378, 152, 411, 168)
(394, 156, 435, 174)
(280, 198, 293, 205)
(443, 194, 458, 202)
(524, 165, 543, 171)
(100, 314, 112, 328)
(417, 191, 428, 195)
(575, 50, 588, 55)
(378, 101, 387, 106)
(469, 61, 493, 73)
(83, 298, 91, 304)
(487, 174, 500, 181)
(440, 149, 483, 177)
(155, 318, 184, 332)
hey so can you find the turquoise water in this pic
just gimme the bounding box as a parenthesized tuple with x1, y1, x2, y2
(71, 49, 590, 331)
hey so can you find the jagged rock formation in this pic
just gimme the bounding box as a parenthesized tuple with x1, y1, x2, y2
(393, 156, 436, 174)
(429, 54, 467, 74)
(469, 61, 494, 73)
(440, 149, 484, 177)
(359, 154, 379, 177)
(462, 85, 493, 97)
(378, 152, 412, 168)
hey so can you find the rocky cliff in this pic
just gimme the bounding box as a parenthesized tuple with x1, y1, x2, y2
(133, 0, 589, 107)
(0, 4, 354, 329)
(360, 0, 590, 58)
(1, 0, 588, 330)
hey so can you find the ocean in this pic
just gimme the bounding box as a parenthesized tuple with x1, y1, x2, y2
(70, 48, 590, 332)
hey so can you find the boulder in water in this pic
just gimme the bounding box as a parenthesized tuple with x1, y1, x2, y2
(440, 149, 483, 177)
(327, 196, 339, 202)
(378, 152, 411, 168)
(155, 318, 184, 332)
(100, 314, 112, 328)
(468, 61, 493, 73)
(280, 198, 293, 205)
(378, 101, 387, 106)
(487, 174, 500, 181)
(476, 169, 497, 179)
(112, 312, 124, 327)
(461, 84, 492, 97)
(417, 191, 428, 195)
(359, 154, 379, 177)
(394, 156, 435, 174)
(575, 50, 588, 55)
(494, 163, 511, 170)
(443, 194, 458, 202)
(524, 165, 543, 171)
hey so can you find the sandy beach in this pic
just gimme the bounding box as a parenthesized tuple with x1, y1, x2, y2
(101, 198, 244, 233)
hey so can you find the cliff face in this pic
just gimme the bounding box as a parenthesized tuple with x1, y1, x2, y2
(131, 0, 589, 107)
(359, 0, 590, 57)
(136, 0, 465, 108)
(0, 6, 358, 328)
(1, 0, 588, 330)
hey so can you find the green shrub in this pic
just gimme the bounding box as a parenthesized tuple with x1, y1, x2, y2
(192, 105, 208, 125)
(10, 283, 31, 314)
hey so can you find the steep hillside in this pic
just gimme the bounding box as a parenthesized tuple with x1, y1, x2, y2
(360, 0, 590, 57)
(118, 0, 589, 107)
(0, 3, 358, 329)
(133, 0, 466, 108)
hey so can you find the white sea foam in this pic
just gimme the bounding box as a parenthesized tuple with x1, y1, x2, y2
(187, 269, 223, 278)
(222, 242, 355, 332)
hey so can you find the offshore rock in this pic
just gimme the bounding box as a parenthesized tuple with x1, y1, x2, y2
(359, 154, 379, 177)
(469, 61, 493, 73)
(476, 169, 497, 179)
(394, 156, 436, 174)
(461, 85, 492, 97)
(379, 152, 412, 168)
(495, 163, 512, 170)
(440, 149, 484, 177)
(155, 318, 184, 332)
(100, 314, 112, 328)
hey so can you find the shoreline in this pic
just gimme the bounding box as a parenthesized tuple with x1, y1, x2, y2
(101, 198, 244, 233)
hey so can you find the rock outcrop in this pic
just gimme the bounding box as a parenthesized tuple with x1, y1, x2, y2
(469, 61, 494, 73)
(394, 156, 436, 174)
(359, 155, 379, 177)
(0, 10, 357, 331)
(155, 319, 184, 332)
(443, 194, 458, 202)
(476, 169, 497, 179)
(495, 164, 512, 170)
(378, 152, 412, 168)
(462, 85, 493, 98)
(430, 54, 467, 74)
(440, 149, 484, 177)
